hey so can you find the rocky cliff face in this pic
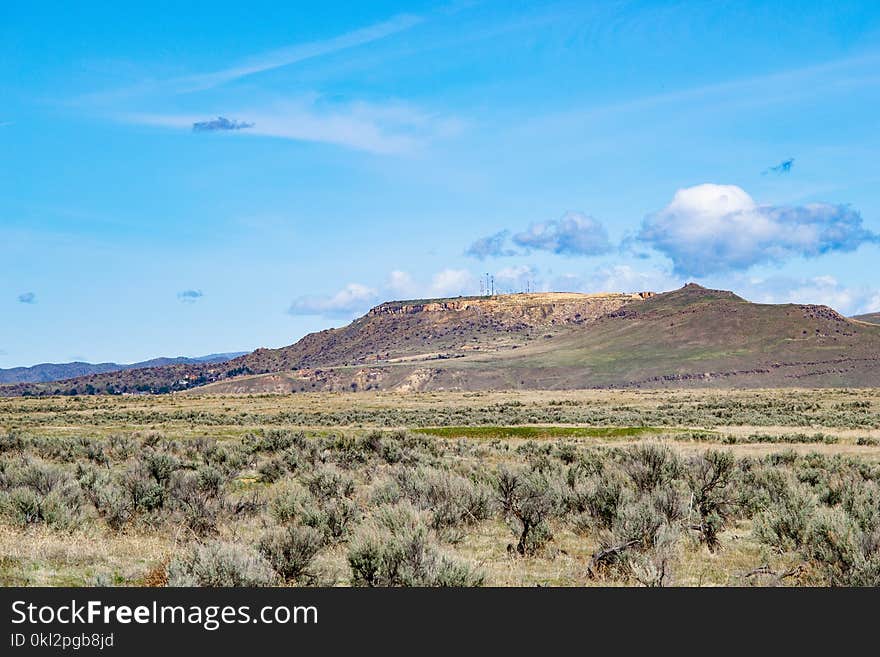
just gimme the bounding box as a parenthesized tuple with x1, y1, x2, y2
(368, 292, 651, 325)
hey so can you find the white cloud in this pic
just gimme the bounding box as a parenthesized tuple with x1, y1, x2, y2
(549, 265, 681, 295)
(638, 184, 876, 276)
(429, 269, 475, 297)
(732, 274, 880, 315)
(387, 270, 418, 298)
(493, 265, 540, 293)
(288, 283, 379, 318)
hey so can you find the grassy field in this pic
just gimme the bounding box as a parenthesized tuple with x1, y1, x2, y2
(1, 388, 879, 587)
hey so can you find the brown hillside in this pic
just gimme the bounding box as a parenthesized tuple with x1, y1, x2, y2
(197, 284, 880, 393)
(1, 292, 648, 396)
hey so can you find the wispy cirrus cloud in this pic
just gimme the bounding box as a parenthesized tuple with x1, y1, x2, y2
(79, 11, 455, 155)
(78, 13, 424, 103)
(124, 98, 459, 154)
(637, 184, 877, 276)
(174, 13, 423, 94)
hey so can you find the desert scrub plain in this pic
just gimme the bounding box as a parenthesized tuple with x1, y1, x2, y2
(1, 388, 879, 587)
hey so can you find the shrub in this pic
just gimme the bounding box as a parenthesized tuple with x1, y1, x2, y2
(347, 502, 483, 587)
(257, 458, 285, 484)
(685, 450, 735, 550)
(619, 443, 681, 493)
(0, 458, 85, 530)
(167, 541, 278, 587)
(805, 508, 880, 586)
(168, 471, 220, 536)
(754, 480, 817, 552)
(258, 525, 323, 583)
(566, 468, 630, 533)
(497, 466, 561, 555)
(392, 466, 493, 532)
(624, 523, 681, 587)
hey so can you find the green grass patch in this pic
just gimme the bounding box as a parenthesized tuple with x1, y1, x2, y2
(412, 425, 674, 440)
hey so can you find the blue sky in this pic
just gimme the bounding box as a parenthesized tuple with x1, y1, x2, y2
(2, 0, 880, 367)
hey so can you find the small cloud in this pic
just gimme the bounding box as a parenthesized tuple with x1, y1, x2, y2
(178, 289, 204, 303)
(192, 116, 254, 132)
(387, 270, 418, 298)
(550, 266, 681, 295)
(638, 183, 877, 276)
(763, 158, 795, 175)
(17, 292, 36, 304)
(288, 283, 379, 318)
(465, 230, 517, 260)
(429, 269, 475, 297)
(512, 212, 612, 256)
(732, 273, 880, 316)
(493, 265, 541, 293)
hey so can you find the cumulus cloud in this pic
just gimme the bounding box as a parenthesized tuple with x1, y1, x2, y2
(638, 184, 877, 276)
(467, 212, 612, 260)
(429, 269, 475, 297)
(465, 231, 516, 259)
(288, 269, 481, 319)
(386, 270, 418, 298)
(17, 292, 36, 304)
(512, 212, 612, 256)
(549, 266, 681, 295)
(729, 274, 880, 315)
(493, 265, 541, 293)
(763, 158, 794, 175)
(288, 283, 379, 318)
(192, 116, 254, 132)
(177, 289, 204, 303)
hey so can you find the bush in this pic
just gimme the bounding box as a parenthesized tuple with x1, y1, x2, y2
(566, 468, 630, 533)
(347, 502, 483, 587)
(258, 525, 323, 583)
(257, 458, 285, 484)
(619, 443, 681, 493)
(805, 508, 880, 586)
(754, 480, 817, 552)
(392, 465, 493, 532)
(685, 450, 735, 550)
(0, 458, 85, 529)
(167, 541, 277, 586)
(497, 466, 561, 555)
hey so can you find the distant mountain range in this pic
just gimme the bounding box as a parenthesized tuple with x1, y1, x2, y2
(853, 312, 880, 326)
(0, 353, 248, 385)
(2, 285, 880, 396)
